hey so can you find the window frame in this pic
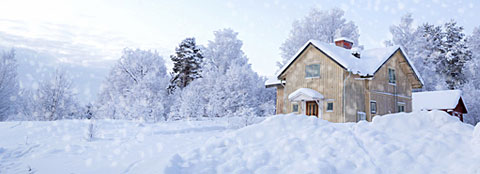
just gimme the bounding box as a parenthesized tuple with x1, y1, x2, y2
(305, 64, 321, 79)
(292, 103, 299, 113)
(326, 101, 334, 112)
(357, 111, 367, 122)
(388, 68, 396, 84)
(370, 100, 377, 114)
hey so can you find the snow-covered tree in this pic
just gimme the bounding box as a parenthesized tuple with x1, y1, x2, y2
(388, 15, 479, 125)
(168, 37, 203, 93)
(278, 8, 359, 68)
(203, 28, 248, 74)
(462, 81, 480, 125)
(34, 69, 79, 121)
(97, 48, 169, 122)
(463, 26, 480, 125)
(84, 103, 94, 119)
(384, 13, 417, 56)
(386, 15, 471, 91)
(438, 21, 472, 89)
(466, 27, 480, 88)
(169, 29, 275, 120)
(417, 23, 449, 90)
(0, 49, 19, 121)
(168, 79, 208, 120)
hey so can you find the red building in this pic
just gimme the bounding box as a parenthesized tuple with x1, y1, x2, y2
(413, 90, 468, 122)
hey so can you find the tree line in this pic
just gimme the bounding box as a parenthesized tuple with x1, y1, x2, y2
(1, 8, 479, 124)
(0, 29, 275, 122)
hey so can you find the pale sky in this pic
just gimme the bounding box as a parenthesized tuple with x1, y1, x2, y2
(0, 0, 479, 103)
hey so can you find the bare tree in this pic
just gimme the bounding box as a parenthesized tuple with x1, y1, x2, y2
(0, 49, 19, 121)
(36, 69, 79, 120)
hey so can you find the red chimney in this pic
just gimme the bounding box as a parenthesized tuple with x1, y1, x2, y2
(334, 37, 353, 49)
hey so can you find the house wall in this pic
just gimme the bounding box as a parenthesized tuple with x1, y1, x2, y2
(368, 51, 413, 119)
(279, 44, 345, 122)
(275, 85, 284, 115)
(345, 74, 366, 122)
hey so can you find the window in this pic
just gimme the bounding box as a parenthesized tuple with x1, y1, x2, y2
(326, 102, 333, 112)
(305, 64, 320, 78)
(388, 68, 396, 84)
(397, 103, 405, 112)
(370, 101, 377, 114)
(357, 112, 366, 121)
(292, 103, 299, 113)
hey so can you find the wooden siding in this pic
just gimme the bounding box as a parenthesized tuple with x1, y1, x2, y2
(345, 74, 366, 122)
(279, 45, 345, 122)
(368, 51, 413, 119)
(275, 85, 285, 115)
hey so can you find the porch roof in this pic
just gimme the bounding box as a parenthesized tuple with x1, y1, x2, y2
(288, 88, 324, 102)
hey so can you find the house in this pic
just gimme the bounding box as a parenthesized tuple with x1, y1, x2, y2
(266, 38, 424, 122)
(412, 90, 468, 122)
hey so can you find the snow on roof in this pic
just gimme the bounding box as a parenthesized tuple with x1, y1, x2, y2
(334, 37, 354, 43)
(288, 88, 324, 101)
(265, 76, 284, 87)
(276, 40, 424, 86)
(412, 90, 462, 111)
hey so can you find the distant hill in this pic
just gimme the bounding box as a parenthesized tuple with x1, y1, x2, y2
(1, 46, 112, 104)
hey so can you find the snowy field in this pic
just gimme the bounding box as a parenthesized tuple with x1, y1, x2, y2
(1, 111, 480, 174)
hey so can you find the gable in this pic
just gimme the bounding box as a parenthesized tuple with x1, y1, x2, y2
(455, 97, 468, 113)
(373, 49, 423, 88)
(278, 43, 347, 79)
(276, 40, 424, 88)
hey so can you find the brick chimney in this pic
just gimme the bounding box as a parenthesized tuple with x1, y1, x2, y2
(334, 37, 353, 49)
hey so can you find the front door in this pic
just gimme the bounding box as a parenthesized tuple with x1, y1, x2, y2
(306, 101, 318, 117)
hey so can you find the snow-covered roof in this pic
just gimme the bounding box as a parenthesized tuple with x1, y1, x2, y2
(265, 76, 284, 87)
(412, 90, 463, 111)
(334, 37, 354, 43)
(276, 40, 424, 86)
(288, 88, 324, 101)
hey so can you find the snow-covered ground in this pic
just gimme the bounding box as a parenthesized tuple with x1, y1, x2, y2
(1, 111, 480, 174)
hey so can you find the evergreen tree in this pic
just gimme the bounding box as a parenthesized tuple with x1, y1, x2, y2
(418, 23, 448, 90)
(168, 29, 275, 120)
(387, 15, 471, 90)
(168, 37, 203, 93)
(439, 21, 472, 89)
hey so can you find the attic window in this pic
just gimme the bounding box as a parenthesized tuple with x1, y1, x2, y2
(305, 64, 320, 78)
(388, 68, 396, 84)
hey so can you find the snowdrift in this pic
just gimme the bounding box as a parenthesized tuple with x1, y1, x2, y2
(166, 111, 480, 174)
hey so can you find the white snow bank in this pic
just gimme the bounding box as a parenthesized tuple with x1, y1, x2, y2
(474, 123, 480, 153)
(166, 111, 480, 174)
